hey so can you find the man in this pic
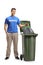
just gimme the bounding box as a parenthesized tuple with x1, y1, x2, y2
(4, 8, 26, 60)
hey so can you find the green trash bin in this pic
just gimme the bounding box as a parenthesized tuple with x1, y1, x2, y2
(20, 21, 38, 61)
(22, 34, 38, 61)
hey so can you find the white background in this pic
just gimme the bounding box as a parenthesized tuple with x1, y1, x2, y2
(0, 0, 43, 65)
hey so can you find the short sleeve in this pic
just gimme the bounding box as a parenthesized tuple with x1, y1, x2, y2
(4, 18, 8, 24)
(17, 19, 20, 25)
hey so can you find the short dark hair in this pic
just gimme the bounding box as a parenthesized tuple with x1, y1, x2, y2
(11, 8, 16, 12)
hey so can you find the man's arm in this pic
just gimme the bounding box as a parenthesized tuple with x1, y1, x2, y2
(4, 24, 8, 33)
(19, 24, 25, 28)
(19, 23, 29, 28)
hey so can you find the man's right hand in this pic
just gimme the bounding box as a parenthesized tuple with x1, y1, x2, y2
(25, 23, 29, 26)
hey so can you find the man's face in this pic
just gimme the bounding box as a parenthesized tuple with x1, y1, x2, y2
(11, 10, 16, 16)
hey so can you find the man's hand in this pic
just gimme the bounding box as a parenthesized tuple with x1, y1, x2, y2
(25, 23, 29, 26)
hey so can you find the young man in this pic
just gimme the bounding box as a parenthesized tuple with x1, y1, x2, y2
(4, 8, 25, 60)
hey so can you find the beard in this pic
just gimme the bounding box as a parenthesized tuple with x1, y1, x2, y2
(11, 14, 14, 16)
(11, 13, 15, 16)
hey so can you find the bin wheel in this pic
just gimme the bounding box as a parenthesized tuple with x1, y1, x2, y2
(20, 54, 24, 60)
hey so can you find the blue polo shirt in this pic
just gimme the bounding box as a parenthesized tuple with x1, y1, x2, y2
(4, 16, 20, 33)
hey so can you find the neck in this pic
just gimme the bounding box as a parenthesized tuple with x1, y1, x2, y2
(11, 14, 15, 16)
(11, 15, 14, 16)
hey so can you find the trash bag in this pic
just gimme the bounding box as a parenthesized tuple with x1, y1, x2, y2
(23, 28, 34, 34)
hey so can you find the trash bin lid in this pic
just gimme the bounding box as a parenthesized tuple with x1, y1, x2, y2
(22, 33, 38, 37)
(20, 21, 31, 32)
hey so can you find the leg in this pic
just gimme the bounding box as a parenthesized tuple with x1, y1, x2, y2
(6, 33, 12, 57)
(13, 33, 18, 57)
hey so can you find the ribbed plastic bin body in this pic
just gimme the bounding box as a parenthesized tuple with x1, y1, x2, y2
(22, 34, 38, 61)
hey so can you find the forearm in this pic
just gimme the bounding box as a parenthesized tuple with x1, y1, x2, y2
(4, 24, 8, 33)
(19, 24, 25, 28)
